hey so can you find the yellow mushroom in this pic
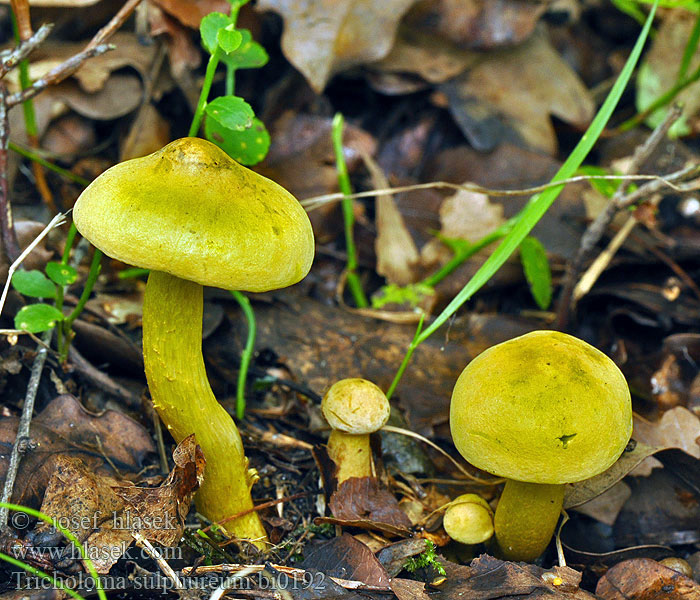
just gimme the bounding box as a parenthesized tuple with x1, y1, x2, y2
(321, 378, 390, 484)
(450, 331, 632, 562)
(443, 494, 494, 545)
(73, 137, 315, 547)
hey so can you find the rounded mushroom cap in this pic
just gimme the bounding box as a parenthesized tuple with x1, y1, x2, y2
(322, 378, 391, 435)
(450, 330, 632, 485)
(73, 137, 314, 292)
(443, 494, 494, 545)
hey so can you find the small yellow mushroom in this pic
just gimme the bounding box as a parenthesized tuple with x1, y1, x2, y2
(443, 494, 494, 545)
(322, 378, 390, 484)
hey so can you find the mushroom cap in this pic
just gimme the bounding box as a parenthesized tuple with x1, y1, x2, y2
(443, 493, 494, 545)
(322, 378, 391, 435)
(73, 137, 314, 292)
(450, 331, 632, 485)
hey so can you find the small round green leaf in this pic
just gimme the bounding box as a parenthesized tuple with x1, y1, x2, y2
(45, 262, 78, 286)
(217, 25, 242, 54)
(11, 270, 56, 299)
(205, 116, 270, 165)
(14, 304, 64, 333)
(200, 12, 232, 54)
(221, 30, 268, 69)
(520, 236, 552, 310)
(204, 96, 254, 132)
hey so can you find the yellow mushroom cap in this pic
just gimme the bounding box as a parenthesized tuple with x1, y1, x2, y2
(450, 331, 632, 484)
(73, 137, 314, 292)
(322, 378, 391, 434)
(443, 493, 494, 545)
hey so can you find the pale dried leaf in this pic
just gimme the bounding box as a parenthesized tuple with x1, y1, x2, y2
(442, 28, 594, 154)
(257, 0, 419, 93)
(365, 155, 420, 285)
(633, 407, 700, 459)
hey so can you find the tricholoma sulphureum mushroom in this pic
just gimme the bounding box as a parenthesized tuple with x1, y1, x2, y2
(321, 378, 391, 484)
(450, 330, 632, 562)
(443, 493, 494, 545)
(73, 137, 314, 547)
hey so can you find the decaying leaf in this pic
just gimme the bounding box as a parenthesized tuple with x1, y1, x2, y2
(374, 26, 479, 84)
(366, 154, 420, 286)
(0, 395, 155, 510)
(300, 532, 392, 588)
(441, 28, 594, 154)
(329, 477, 413, 529)
(257, 0, 419, 93)
(596, 558, 700, 600)
(633, 407, 700, 460)
(438, 554, 597, 599)
(150, 0, 230, 28)
(408, 0, 549, 50)
(31, 435, 203, 573)
(421, 186, 505, 269)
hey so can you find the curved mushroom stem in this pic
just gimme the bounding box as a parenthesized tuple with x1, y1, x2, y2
(327, 430, 372, 484)
(493, 479, 564, 562)
(143, 271, 268, 548)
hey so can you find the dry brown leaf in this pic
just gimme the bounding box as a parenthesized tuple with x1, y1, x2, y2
(0, 395, 155, 510)
(120, 103, 172, 160)
(365, 155, 420, 286)
(0, 0, 100, 5)
(441, 28, 594, 154)
(329, 477, 413, 529)
(596, 558, 700, 600)
(257, 0, 419, 93)
(32, 435, 203, 574)
(375, 26, 479, 84)
(572, 481, 632, 527)
(150, 0, 230, 28)
(421, 186, 505, 269)
(148, 5, 202, 79)
(408, 0, 548, 49)
(633, 407, 700, 459)
(439, 555, 597, 599)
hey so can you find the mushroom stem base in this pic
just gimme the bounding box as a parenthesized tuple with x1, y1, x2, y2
(327, 430, 372, 484)
(143, 271, 268, 548)
(493, 479, 564, 562)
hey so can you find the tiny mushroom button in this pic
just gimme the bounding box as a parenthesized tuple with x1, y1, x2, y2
(449, 330, 632, 562)
(73, 137, 315, 548)
(322, 378, 391, 484)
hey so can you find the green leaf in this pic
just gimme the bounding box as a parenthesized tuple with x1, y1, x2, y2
(205, 116, 270, 165)
(519, 237, 552, 310)
(45, 262, 78, 286)
(204, 96, 254, 132)
(577, 165, 621, 199)
(11, 270, 56, 299)
(221, 30, 268, 70)
(14, 304, 64, 333)
(217, 25, 242, 54)
(200, 12, 232, 54)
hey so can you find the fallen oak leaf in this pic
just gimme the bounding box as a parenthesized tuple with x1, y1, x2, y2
(596, 558, 700, 600)
(257, 0, 419, 93)
(329, 477, 413, 530)
(29, 435, 203, 574)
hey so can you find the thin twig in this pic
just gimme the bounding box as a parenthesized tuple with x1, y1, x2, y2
(555, 105, 685, 328)
(0, 84, 19, 262)
(5, 0, 144, 109)
(0, 329, 52, 530)
(6, 44, 114, 109)
(132, 532, 184, 590)
(0, 23, 53, 79)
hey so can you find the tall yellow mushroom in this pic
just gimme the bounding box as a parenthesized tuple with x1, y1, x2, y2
(73, 137, 314, 547)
